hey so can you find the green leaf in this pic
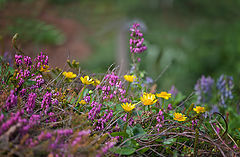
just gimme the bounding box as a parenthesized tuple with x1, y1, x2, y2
(110, 147, 136, 155)
(132, 124, 146, 136)
(138, 147, 149, 154)
(151, 106, 159, 113)
(110, 132, 128, 138)
(163, 138, 177, 145)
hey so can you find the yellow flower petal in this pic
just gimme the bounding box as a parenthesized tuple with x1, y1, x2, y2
(173, 113, 187, 121)
(140, 92, 157, 106)
(124, 75, 136, 82)
(80, 75, 94, 85)
(193, 106, 206, 114)
(121, 102, 136, 112)
(156, 92, 171, 100)
(63, 71, 77, 79)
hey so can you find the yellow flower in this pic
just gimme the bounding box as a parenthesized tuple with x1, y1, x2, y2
(79, 100, 87, 105)
(93, 79, 100, 86)
(156, 92, 171, 100)
(80, 75, 94, 85)
(193, 106, 206, 114)
(63, 71, 77, 79)
(121, 102, 136, 112)
(124, 75, 136, 82)
(140, 92, 157, 106)
(173, 113, 187, 121)
(40, 65, 50, 72)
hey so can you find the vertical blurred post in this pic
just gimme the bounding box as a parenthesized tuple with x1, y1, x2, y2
(116, 22, 128, 76)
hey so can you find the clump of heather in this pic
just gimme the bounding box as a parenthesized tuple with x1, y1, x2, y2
(97, 72, 128, 103)
(5, 90, 17, 110)
(0, 23, 239, 157)
(130, 23, 147, 54)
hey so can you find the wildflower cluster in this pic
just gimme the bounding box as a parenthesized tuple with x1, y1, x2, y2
(130, 23, 147, 54)
(97, 72, 128, 102)
(0, 22, 239, 157)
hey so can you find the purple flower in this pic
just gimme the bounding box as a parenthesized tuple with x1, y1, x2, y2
(26, 92, 37, 114)
(169, 85, 178, 97)
(5, 90, 17, 110)
(94, 110, 113, 131)
(156, 110, 164, 132)
(216, 75, 234, 106)
(167, 104, 173, 110)
(41, 91, 52, 115)
(129, 23, 147, 54)
(15, 54, 23, 66)
(194, 76, 214, 104)
(24, 56, 32, 67)
(88, 101, 102, 121)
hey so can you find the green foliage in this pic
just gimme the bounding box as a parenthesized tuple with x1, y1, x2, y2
(7, 18, 65, 45)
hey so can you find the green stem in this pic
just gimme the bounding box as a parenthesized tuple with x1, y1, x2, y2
(76, 85, 86, 106)
(125, 82, 130, 96)
(186, 103, 194, 116)
(193, 128, 199, 157)
(124, 112, 131, 133)
(162, 99, 165, 109)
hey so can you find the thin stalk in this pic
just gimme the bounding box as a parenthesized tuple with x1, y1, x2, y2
(124, 112, 132, 133)
(76, 85, 86, 107)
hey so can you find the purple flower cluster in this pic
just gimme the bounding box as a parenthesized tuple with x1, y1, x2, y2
(24, 56, 32, 67)
(122, 114, 134, 126)
(5, 90, 18, 110)
(191, 119, 198, 129)
(46, 112, 57, 123)
(0, 110, 23, 136)
(169, 85, 178, 97)
(97, 72, 127, 103)
(129, 23, 147, 54)
(15, 54, 23, 66)
(16, 69, 31, 79)
(31, 75, 45, 89)
(41, 91, 52, 115)
(0, 110, 39, 136)
(13, 53, 48, 94)
(217, 75, 234, 106)
(83, 95, 91, 103)
(33, 129, 73, 149)
(88, 101, 102, 121)
(96, 138, 117, 157)
(194, 76, 214, 104)
(156, 110, 164, 132)
(15, 54, 33, 67)
(34, 52, 49, 68)
(72, 129, 91, 146)
(94, 110, 113, 131)
(25, 92, 37, 114)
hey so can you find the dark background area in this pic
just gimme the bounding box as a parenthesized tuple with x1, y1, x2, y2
(1, 0, 240, 93)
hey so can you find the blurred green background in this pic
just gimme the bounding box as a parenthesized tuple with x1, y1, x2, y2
(1, 0, 240, 93)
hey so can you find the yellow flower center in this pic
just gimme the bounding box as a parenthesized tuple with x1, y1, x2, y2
(121, 102, 136, 112)
(124, 75, 136, 82)
(40, 65, 50, 72)
(63, 71, 77, 79)
(79, 100, 87, 105)
(193, 106, 206, 114)
(156, 92, 171, 100)
(173, 113, 187, 121)
(80, 76, 94, 85)
(140, 93, 157, 106)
